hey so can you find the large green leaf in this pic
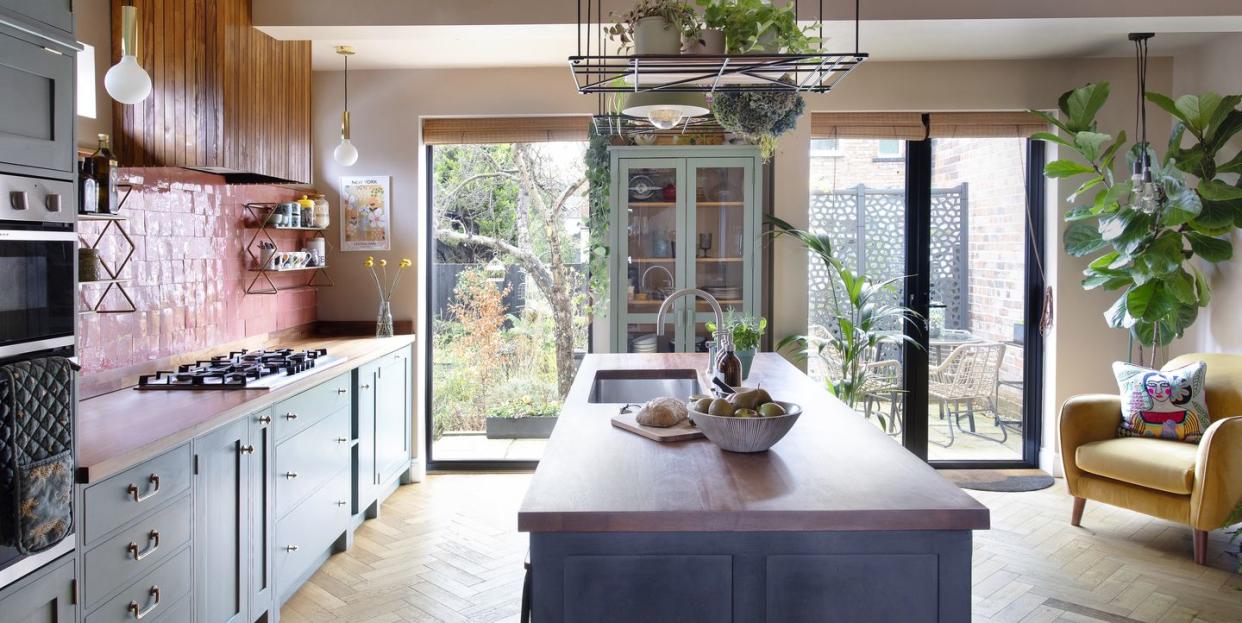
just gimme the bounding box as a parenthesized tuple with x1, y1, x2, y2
(1219, 150, 1242, 175)
(1088, 251, 1121, 271)
(1204, 95, 1242, 144)
(1044, 159, 1096, 178)
(1191, 264, 1212, 306)
(1082, 273, 1131, 291)
(1176, 93, 1223, 135)
(1141, 232, 1185, 275)
(1064, 221, 1107, 256)
(1068, 176, 1104, 203)
(1073, 132, 1112, 162)
(1064, 205, 1098, 222)
(1187, 232, 1233, 262)
(1147, 92, 1188, 131)
(1100, 130, 1128, 169)
(1165, 270, 1198, 306)
(1059, 83, 1110, 133)
(1030, 131, 1075, 150)
(1127, 281, 1176, 322)
(1104, 293, 1129, 329)
(1160, 174, 1202, 227)
(1198, 179, 1242, 202)
(1028, 110, 1073, 137)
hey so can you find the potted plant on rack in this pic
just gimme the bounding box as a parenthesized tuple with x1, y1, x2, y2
(484, 395, 561, 440)
(706, 311, 767, 379)
(697, 0, 820, 54)
(712, 86, 805, 160)
(608, 0, 700, 55)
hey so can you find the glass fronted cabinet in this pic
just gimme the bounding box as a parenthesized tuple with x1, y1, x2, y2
(608, 147, 763, 353)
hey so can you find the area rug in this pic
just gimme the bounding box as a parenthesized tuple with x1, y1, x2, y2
(940, 468, 1055, 492)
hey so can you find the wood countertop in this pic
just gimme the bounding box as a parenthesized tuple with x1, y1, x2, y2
(77, 335, 416, 484)
(518, 353, 990, 533)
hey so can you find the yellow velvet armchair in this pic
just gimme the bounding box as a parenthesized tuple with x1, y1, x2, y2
(1060, 353, 1242, 565)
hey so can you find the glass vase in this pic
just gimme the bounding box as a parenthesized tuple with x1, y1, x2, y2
(376, 300, 394, 338)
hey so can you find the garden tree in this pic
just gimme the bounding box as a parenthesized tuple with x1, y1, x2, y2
(435, 143, 587, 397)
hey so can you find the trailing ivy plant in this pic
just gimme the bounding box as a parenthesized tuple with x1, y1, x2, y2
(1033, 83, 1242, 352)
(585, 127, 611, 314)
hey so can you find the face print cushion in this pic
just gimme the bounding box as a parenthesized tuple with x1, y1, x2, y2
(1113, 361, 1211, 442)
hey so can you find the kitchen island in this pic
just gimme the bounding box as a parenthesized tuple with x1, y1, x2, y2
(519, 353, 989, 623)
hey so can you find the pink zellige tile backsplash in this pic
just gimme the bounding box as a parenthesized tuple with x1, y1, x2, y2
(77, 168, 318, 374)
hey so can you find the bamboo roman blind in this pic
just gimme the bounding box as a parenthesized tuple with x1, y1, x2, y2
(927, 112, 1049, 138)
(810, 112, 927, 141)
(422, 116, 592, 145)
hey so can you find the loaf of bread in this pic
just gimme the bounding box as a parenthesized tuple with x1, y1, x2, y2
(635, 397, 688, 428)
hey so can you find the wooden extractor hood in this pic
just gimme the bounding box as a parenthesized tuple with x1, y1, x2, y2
(109, 0, 311, 184)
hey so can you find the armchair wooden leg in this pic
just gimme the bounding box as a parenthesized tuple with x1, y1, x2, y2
(1193, 530, 1207, 566)
(1070, 497, 1085, 527)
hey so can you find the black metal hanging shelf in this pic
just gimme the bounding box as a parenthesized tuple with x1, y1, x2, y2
(571, 0, 867, 95)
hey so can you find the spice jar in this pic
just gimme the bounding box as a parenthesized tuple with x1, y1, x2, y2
(310, 193, 330, 229)
(297, 196, 316, 229)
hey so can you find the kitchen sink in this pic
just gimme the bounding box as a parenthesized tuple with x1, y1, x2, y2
(588, 369, 702, 404)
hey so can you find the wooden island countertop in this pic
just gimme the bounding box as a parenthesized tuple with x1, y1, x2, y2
(518, 353, 990, 533)
(77, 334, 416, 483)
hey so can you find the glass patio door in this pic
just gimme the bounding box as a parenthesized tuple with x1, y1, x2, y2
(618, 159, 687, 353)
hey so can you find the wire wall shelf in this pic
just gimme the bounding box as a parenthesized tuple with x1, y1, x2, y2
(243, 202, 334, 295)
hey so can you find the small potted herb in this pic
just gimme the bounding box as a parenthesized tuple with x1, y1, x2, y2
(608, 0, 700, 55)
(697, 0, 819, 54)
(707, 311, 767, 379)
(484, 395, 560, 440)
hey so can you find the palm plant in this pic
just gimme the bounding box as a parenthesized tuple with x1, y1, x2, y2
(767, 215, 920, 410)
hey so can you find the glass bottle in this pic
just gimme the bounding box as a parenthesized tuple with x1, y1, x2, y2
(78, 158, 98, 214)
(715, 334, 743, 388)
(90, 134, 120, 214)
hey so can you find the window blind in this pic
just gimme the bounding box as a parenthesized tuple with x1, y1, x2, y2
(927, 112, 1049, 138)
(810, 112, 927, 141)
(422, 116, 591, 145)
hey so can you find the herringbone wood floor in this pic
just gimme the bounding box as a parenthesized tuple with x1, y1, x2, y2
(281, 473, 1242, 623)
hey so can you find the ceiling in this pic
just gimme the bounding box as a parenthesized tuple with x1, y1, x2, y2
(253, 17, 1242, 71)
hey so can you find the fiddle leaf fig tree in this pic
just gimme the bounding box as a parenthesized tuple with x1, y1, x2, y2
(1033, 83, 1242, 351)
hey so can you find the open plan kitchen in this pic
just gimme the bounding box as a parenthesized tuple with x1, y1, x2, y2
(2, 1, 1242, 622)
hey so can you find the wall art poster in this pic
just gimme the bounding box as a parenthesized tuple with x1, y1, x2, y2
(340, 176, 392, 251)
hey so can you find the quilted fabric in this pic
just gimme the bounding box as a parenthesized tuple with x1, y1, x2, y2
(0, 357, 74, 553)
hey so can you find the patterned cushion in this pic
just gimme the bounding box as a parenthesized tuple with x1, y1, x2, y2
(1113, 361, 1211, 443)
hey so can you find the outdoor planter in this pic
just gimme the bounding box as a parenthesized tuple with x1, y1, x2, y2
(485, 415, 559, 439)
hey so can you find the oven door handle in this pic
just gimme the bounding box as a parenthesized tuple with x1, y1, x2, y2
(0, 230, 78, 242)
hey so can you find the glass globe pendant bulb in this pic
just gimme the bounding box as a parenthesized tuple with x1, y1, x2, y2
(105, 54, 152, 105)
(647, 108, 687, 130)
(334, 138, 359, 166)
(1138, 181, 1159, 215)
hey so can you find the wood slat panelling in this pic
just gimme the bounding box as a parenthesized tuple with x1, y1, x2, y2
(111, 0, 311, 183)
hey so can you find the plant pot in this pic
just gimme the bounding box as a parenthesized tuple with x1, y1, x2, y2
(633, 16, 682, 55)
(485, 416, 559, 439)
(683, 29, 724, 55)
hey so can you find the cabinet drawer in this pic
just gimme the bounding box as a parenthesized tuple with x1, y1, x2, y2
(272, 372, 352, 441)
(83, 492, 192, 607)
(83, 445, 193, 543)
(152, 595, 191, 623)
(275, 469, 350, 600)
(85, 545, 192, 623)
(276, 406, 350, 519)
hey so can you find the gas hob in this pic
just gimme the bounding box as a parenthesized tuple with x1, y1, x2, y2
(135, 348, 346, 390)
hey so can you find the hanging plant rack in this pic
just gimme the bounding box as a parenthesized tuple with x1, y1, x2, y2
(570, 0, 867, 95)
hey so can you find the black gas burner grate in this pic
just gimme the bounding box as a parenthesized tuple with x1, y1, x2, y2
(136, 348, 330, 390)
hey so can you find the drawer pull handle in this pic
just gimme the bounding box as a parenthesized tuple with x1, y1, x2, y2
(127, 530, 160, 561)
(336, 388, 348, 394)
(285, 472, 299, 479)
(336, 437, 349, 444)
(284, 412, 298, 421)
(127, 585, 160, 620)
(285, 544, 300, 552)
(336, 500, 347, 507)
(258, 414, 273, 424)
(360, 384, 371, 390)
(240, 445, 256, 455)
(127, 474, 160, 503)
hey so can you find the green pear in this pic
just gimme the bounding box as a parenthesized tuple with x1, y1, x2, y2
(757, 402, 787, 417)
(728, 389, 762, 410)
(692, 398, 714, 413)
(707, 398, 736, 417)
(734, 408, 758, 418)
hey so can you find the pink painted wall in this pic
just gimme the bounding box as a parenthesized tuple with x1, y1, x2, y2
(77, 168, 319, 374)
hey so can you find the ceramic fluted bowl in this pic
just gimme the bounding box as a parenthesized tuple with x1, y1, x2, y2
(688, 400, 802, 453)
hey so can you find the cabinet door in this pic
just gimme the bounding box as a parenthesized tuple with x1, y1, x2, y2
(374, 350, 411, 486)
(615, 159, 689, 353)
(0, 26, 74, 174)
(354, 363, 378, 511)
(248, 410, 275, 620)
(0, 0, 74, 35)
(195, 417, 249, 623)
(0, 553, 75, 622)
(687, 158, 758, 350)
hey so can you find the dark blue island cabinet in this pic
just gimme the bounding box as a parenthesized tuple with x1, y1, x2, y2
(519, 353, 990, 623)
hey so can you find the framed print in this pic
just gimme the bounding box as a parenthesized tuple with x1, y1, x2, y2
(340, 175, 392, 251)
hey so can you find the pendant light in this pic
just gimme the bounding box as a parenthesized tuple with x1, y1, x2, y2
(104, 3, 152, 105)
(622, 92, 710, 130)
(333, 46, 359, 166)
(1128, 33, 1161, 215)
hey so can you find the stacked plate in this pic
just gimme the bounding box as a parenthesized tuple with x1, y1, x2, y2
(705, 286, 742, 301)
(632, 334, 659, 353)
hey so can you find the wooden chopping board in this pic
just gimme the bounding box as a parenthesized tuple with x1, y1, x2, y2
(611, 411, 704, 442)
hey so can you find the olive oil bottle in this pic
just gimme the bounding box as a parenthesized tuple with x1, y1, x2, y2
(715, 334, 743, 388)
(89, 134, 120, 214)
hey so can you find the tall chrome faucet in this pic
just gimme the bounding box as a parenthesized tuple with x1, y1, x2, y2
(655, 288, 730, 350)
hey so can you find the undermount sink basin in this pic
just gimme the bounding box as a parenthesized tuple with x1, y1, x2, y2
(588, 369, 702, 404)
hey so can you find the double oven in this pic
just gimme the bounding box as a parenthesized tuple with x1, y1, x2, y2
(0, 172, 77, 588)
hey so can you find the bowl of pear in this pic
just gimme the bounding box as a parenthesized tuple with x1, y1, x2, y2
(686, 388, 801, 453)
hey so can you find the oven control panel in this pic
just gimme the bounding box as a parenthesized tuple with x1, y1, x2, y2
(0, 173, 74, 225)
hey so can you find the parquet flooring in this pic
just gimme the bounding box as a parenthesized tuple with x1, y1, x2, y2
(281, 473, 1242, 623)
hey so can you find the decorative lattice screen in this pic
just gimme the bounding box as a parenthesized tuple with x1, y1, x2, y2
(808, 184, 969, 333)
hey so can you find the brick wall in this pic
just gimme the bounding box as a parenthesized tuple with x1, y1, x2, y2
(77, 168, 318, 374)
(810, 139, 906, 192)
